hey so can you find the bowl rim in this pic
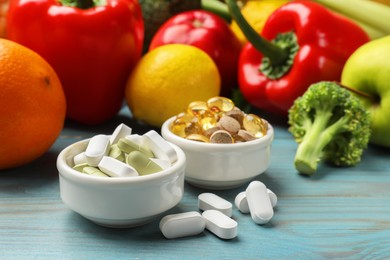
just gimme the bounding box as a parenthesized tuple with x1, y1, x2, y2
(161, 116, 274, 151)
(57, 137, 186, 185)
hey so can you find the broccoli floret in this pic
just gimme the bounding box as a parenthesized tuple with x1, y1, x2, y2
(288, 81, 371, 175)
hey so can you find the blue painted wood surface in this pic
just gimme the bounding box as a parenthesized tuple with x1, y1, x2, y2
(1, 107, 389, 259)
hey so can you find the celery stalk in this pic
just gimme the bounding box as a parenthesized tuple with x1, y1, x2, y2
(315, 0, 390, 35)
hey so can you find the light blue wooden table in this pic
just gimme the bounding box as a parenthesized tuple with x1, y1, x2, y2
(1, 107, 389, 259)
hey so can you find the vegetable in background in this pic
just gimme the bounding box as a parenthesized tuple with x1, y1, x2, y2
(7, 0, 144, 125)
(315, 0, 390, 40)
(225, 0, 370, 115)
(230, 0, 287, 47)
(149, 10, 241, 97)
(288, 81, 371, 176)
(341, 35, 390, 148)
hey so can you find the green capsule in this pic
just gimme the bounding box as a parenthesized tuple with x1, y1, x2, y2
(126, 151, 162, 176)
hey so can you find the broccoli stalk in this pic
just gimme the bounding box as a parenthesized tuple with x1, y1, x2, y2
(288, 81, 371, 175)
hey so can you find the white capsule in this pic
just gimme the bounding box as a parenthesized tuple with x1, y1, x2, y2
(246, 181, 274, 224)
(85, 135, 110, 167)
(143, 130, 177, 163)
(98, 156, 138, 177)
(202, 210, 237, 240)
(235, 189, 278, 213)
(198, 193, 233, 217)
(110, 123, 132, 145)
(73, 152, 87, 166)
(159, 211, 206, 239)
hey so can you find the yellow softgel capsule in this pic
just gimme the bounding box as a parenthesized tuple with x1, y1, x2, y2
(187, 101, 208, 116)
(200, 116, 218, 131)
(242, 114, 267, 138)
(207, 96, 235, 113)
(170, 123, 187, 138)
(187, 134, 210, 143)
(184, 122, 203, 137)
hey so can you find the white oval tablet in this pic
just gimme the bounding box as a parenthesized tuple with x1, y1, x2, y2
(235, 189, 277, 213)
(246, 181, 273, 224)
(143, 130, 177, 163)
(110, 123, 132, 145)
(85, 134, 110, 166)
(73, 152, 87, 166)
(159, 211, 206, 239)
(198, 193, 232, 217)
(267, 189, 278, 207)
(234, 191, 249, 213)
(202, 210, 237, 240)
(98, 156, 138, 177)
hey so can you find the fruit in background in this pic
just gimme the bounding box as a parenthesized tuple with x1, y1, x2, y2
(0, 0, 8, 37)
(125, 44, 220, 127)
(230, 0, 287, 47)
(341, 35, 390, 148)
(7, 0, 144, 125)
(139, 0, 201, 53)
(0, 39, 66, 170)
(149, 10, 241, 97)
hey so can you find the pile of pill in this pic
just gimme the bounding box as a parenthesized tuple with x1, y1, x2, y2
(169, 96, 268, 144)
(160, 193, 237, 240)
(159, 181, 277, 240)
(235, 181, 277, 225)
(72, 124, 177, 177)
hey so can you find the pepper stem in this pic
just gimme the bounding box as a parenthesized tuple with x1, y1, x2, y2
(59, 0, 106, 9)
(224, 0, 288, 66)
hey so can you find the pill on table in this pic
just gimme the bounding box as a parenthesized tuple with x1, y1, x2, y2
(98, 156, 138, 177)
(126, 151, 162, 175)
(246, 181, 274, 224)
(117, 138, 154, 158)
(198, 193, 232, 217)
(159, 211, 206, 239)
(110, 123, 132, 145)
(73, 152, 87, 165)
(202, 210, 237, 240)
(267, 189, 278, 207)
(85, 134, 110, 166)
(234, 191, 250, 214)
(235, 189, 277, 214)
(143, 130, 177, 163)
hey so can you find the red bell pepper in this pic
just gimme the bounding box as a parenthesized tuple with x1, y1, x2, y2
(6, 0, 143, 124)
(149, 10, 242, 97)
(225, 0, 370, 115)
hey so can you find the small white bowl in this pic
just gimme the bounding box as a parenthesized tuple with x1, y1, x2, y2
(161, 117, 274, 190)
(56, 138, 186, 228)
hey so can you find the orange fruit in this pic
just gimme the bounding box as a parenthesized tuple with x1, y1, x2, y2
(0, 39, 66, 170)
(125, 44, 220, 127)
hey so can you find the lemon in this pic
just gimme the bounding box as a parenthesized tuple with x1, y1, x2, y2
(125, 44, 221, 127)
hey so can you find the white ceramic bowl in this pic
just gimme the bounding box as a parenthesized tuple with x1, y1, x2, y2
(57, 138, 186, 228)
(161, 117, 274, 190)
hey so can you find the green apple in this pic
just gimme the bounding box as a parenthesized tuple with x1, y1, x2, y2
(341, 35, 390, 148)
